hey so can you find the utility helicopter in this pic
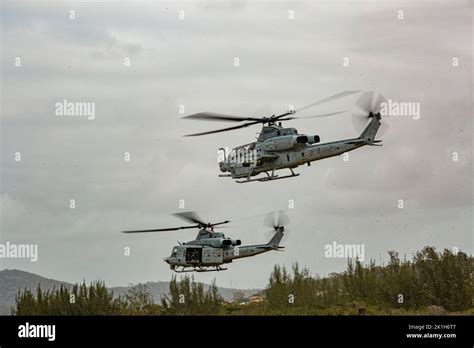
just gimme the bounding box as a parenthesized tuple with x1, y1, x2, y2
(121, 211, 289, 273)
(183, 91, 388, 183)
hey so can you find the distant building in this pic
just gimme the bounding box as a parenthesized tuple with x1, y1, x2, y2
(248, 295, 263, 303)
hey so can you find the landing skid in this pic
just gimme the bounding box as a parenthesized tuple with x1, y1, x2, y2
(236, 169, 300, 184)
(257, 173, 300, 182)
(173, 265, 227, 273)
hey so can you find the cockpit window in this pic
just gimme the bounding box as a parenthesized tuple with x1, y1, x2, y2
(172, 248, 177, 256)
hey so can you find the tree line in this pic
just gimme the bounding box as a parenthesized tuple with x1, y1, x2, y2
(13, 246, 473, 315)
(262, 246, 472, 314)
(13, 276, 222, 315)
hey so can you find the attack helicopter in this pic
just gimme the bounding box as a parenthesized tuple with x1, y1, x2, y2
(183, 91, 389, 183)
(122, 211, 289, 273)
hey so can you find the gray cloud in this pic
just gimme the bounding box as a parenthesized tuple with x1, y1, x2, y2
(0, 0, 472, 288)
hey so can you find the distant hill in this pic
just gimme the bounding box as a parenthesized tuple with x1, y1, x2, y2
(0, 269, 72, 315)
(0, 269, 261, 315)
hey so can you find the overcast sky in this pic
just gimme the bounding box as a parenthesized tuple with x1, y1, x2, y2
(1, 0, 472, 290)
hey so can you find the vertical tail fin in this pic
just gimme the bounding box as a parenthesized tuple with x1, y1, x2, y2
(268, 228, 284, 248)
(358, 113, 382, 141)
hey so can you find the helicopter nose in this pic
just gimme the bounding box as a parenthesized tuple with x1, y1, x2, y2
(164, 257, 170, 264)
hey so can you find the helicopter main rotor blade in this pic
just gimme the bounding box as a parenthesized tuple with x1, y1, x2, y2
(286, 110, 349, 120)
(295, 90, 360, 113)
(122, 210, 231, 234)
(183, 112, 261, 123)
(184, 121, 261, 137)
(271, 111, 295, 121)
(122, 225, 199, 233)
(173, 212, 230, 227)
(182, 91, 360, 136)
(173, 211, 206, 226)
(210, 220, 231, 227)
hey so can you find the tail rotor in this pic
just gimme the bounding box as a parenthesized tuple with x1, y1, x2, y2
(352, 91, 389, 137)
(264, 211, 290, 244)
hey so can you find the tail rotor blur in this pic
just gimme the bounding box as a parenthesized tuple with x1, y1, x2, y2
(352, 91, 389, 137)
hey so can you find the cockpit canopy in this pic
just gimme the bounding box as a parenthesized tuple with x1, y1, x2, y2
(227, 143, 256, 161)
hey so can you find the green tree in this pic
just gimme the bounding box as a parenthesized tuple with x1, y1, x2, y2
(161, 275, 222, 315)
